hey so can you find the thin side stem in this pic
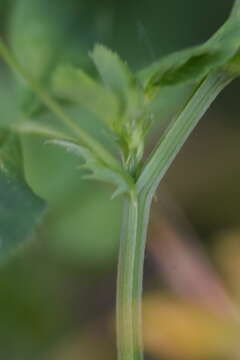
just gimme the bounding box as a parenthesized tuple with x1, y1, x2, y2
(0, 40, 119, 170)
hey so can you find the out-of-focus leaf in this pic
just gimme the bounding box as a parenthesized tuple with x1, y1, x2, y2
(17, 119, 134, 197)
(0, 72, 20, 127)
(9, 1, 59, 114)
(52, 66, 120, 126)
(9, 0, 82, 79)
(47, 182, 122, 268)
(0, 129, 46, 263)
(0, 169, 45, 263)
(142, 293, 239, 360)
(138, 15, 240, 92)
(0, 130, 22, 176)
(9, 0, 87, 116)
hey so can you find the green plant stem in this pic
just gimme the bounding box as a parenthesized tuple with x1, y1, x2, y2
(131, 13, 240, 339)
(0, 40, 119, 170)
(117, 70, 235, 360)
(117, 5, 240, 359)
(117, 191, 152, 360)
(132, 189, 152, 358)
(117, 194, 139, 360)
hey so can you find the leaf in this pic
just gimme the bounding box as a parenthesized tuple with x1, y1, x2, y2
(52, 66, 120, 127)
(138, 15, 240, 92)
(16, 119, 135, 198)
(16, 120, 134, 197)
(0, 170, 46, 263)
(0, 130, 46, 263)
(0, 130, 23, 177)
(90, 44, 146, 157)
(9, 0, 89, 117)
(9, 0, 84, 79)
(9, 0, 60, 115)
(90, 44, 136, 101)
(138, 43, 220, 90)
(47, 139, 134, 198)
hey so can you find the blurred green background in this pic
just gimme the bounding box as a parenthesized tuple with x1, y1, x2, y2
(1, 1, 240, 359)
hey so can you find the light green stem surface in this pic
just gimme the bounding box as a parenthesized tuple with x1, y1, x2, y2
(117, 191, 152, 360)
(117, 195, 139, 360)
(117, 71, 235, 360)
(132, 190, 152, 357)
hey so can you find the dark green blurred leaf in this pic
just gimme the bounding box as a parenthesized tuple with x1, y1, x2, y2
(0, 129, 46, 263)
(138, 15, 240, 91)
(0, 130, 22, 176)
(0, 169, 45, 263)
(138, 43, 220, 89)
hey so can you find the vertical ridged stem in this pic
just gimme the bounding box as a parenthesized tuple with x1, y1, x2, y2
(117, 71, 234, 360)
(117, 191, 153, 360)
(117, 195, 139, 360)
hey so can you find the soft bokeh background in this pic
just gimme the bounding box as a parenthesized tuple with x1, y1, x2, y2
(1, 0, 240, 359)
